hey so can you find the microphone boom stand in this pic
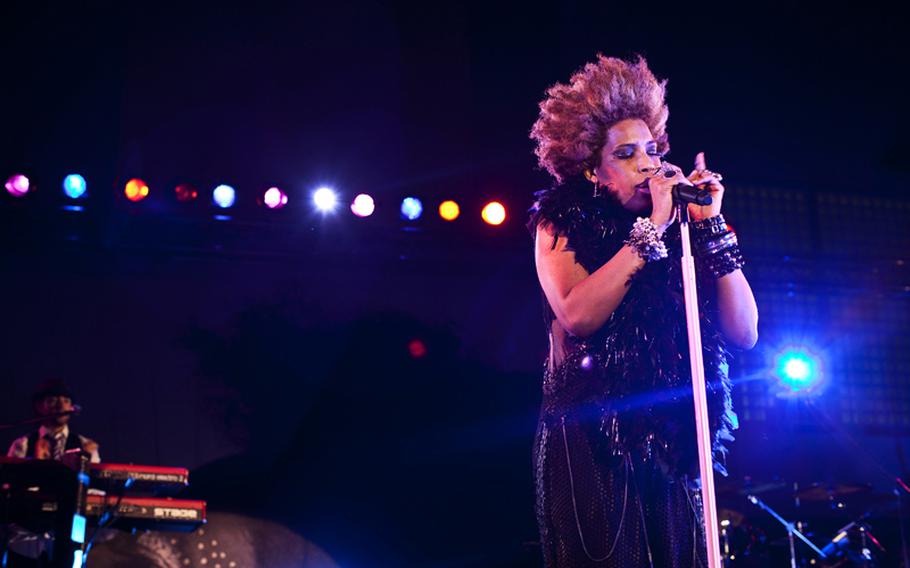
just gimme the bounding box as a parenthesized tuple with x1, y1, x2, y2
(676, 201, 723, 567)
(747, 494, 827, 567)
(0, 408, 81, 431)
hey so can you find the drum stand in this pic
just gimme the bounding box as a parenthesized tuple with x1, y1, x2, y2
(823, 515, 885, 567)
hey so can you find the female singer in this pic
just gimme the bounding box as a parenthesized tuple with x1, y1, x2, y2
(528, 55, 758, 567)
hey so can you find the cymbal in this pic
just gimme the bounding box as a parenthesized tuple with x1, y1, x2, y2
(715, 478, 790, 498)
(743, 481, 792, 496)
(795, 483, 872, 502)
(718, 480, 875, 502)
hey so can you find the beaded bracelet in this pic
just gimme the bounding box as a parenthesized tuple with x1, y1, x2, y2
(697, 231, 738, 256)
(702, 244, 745, 278)
(625, 217, 668, 262)
(691, 214, 728, 237)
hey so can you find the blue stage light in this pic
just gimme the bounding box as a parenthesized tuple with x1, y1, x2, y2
(400, 197, 423, 221)
(775, 349, 822, 393)
(213, 184, 236, 208)
(63, 174, 87, 199)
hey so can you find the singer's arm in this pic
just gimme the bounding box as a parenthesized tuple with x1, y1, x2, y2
(715, 268, 758, 349)
(686, 152, 758, 349)
(535, 222, 646, 338)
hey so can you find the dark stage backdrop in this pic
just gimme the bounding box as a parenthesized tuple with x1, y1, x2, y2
(2, 1, 909, 566)
(2, 188, 910, 566)
(0, 246, 548, 566)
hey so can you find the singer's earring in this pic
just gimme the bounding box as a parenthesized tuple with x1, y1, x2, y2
(592, 181, 610, 198)
(584, 169, 603, 197)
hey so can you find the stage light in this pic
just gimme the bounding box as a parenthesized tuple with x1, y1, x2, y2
(175, 184, 198, 202)
(313, 186, 338, 212)
(350, 193, 375, 217)
(408, 339, 427, 359)
(481, 201, 506, 226)
(774, 348, 823, 393)
(439, 200, 460, 221)
(124, 178, 149, 202)
(212, 184, 236, 208)
(5, 174, 30, 197)
(400, 197, 423, 221)
(62, 174, 87, 199)
(263, 187, 288, 209)
(782, 356, 811, 381)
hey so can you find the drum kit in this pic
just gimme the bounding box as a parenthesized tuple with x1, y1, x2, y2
(715, 477, 908, 567)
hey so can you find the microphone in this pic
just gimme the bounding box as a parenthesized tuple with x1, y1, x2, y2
(51, 404, 82, 417)
(673, 184, 712, 206)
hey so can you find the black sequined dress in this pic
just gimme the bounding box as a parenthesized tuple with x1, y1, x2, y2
(528, 183, 737, 568)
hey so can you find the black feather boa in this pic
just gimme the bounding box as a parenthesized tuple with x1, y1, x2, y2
(528, 182, 737, 477)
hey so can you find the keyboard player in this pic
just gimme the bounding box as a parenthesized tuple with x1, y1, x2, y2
(6, 378, 100, 464)
(3, 379, 102, 566)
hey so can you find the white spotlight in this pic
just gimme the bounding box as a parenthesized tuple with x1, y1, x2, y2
(313, 186, 338, 213)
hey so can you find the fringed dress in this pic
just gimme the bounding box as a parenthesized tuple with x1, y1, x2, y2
(528, 183, 737, 568)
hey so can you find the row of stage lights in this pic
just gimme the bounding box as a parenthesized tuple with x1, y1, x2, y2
(6, 176, 832, 397)
(4, 173, 508, 226)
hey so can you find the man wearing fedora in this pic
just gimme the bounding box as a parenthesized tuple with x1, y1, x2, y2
(6, 378, 100, 463)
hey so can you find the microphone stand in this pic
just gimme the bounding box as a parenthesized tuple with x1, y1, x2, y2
(676, 201, 723, 568)
(747, 494, 827, 567)
(0, 409, 81, 431)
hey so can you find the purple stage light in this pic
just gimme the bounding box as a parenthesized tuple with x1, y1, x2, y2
(263, 187, 288, 209)
(350, 193, 375, 217)
(5, 174, 30, 197)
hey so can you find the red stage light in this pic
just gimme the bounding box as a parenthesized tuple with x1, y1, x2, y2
(175, 184, 198, 202)
(124, 179, 149, 202)
(408, 339, 427, 358)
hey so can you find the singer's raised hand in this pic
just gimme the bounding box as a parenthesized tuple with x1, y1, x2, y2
(687, 151, 725, 221)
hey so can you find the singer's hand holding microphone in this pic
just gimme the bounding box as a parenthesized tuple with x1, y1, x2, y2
(648, 161, 691, 233)
(649, 151, 725, 232)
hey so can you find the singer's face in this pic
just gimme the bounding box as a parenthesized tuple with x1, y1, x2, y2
(36, 395, 73, 426)
(593, 118, 663, 212)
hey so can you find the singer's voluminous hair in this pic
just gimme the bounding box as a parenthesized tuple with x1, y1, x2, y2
(530, 55, 670, 184)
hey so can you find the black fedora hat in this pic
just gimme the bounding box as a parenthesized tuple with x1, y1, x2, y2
(31, 378, 75, 405)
